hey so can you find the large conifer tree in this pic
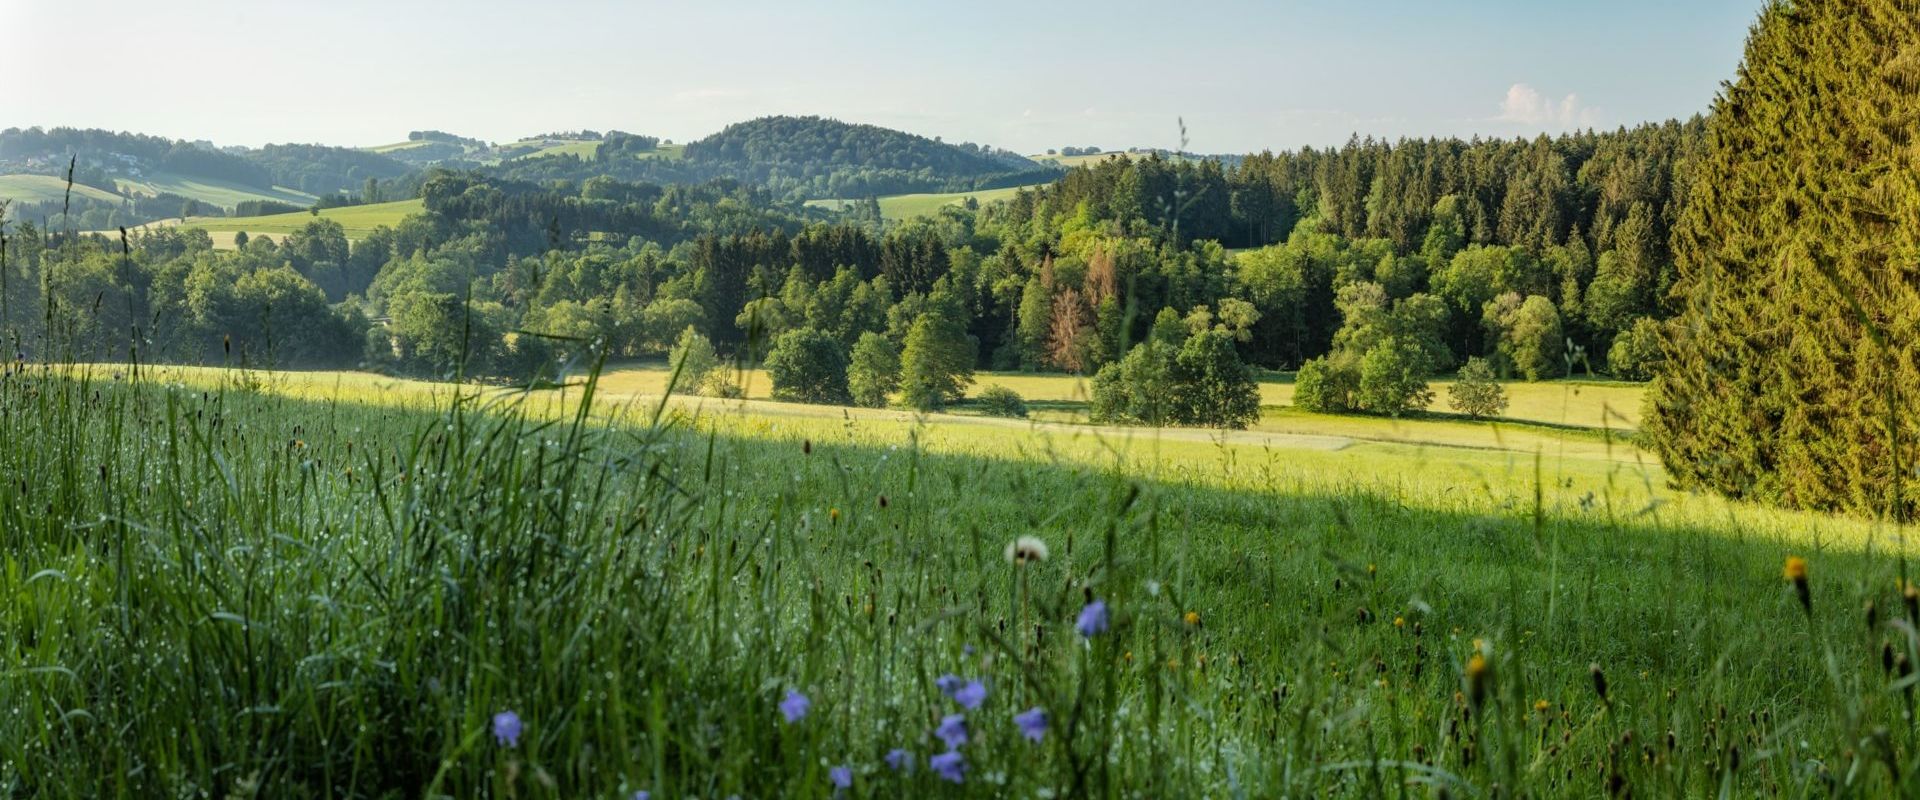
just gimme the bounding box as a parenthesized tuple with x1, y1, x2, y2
(1647, 0, 1920, 517)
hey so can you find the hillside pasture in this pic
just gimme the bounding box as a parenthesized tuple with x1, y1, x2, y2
(806, 184, 1037, 220)
(0, 173, 124, 204)
(181, 197, 424, 237)
(117, 172, 316, 210)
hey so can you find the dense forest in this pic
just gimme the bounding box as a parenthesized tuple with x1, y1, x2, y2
(1, 113, 1706, 430)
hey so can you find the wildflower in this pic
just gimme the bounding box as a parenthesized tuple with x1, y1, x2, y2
(1183, 611, 1201, 627)
(491, 710, 523, 748)
(829, 765, 852, 790)
(1784, 556, 1810, 614)
(1534, 699, 1551, 714)
(1014, 706, 1048, 743)
(1464, 652, 1491, 709)
(633, 792, 650, 800)
(929, 750, 967, 784)
(1076, 599, 1110, 637)
(935, 674, 963, 697)
(935, 713, 969, 749)
(1004, 536, 1049, 564)
(953, 680, 987, 710)
(779, 690, 811, 723)
(885, 748, 912, 772)
(830, 507, 841, 523)
(1394, 616, 1406, 628)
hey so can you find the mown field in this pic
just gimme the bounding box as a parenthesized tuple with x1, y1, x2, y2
(3, 359, 1915, 797)
(117, 172, 317, 209)
(0, 173, 123, 204)
(179, 197, 425, 238)
(807, 184, 1037, 220)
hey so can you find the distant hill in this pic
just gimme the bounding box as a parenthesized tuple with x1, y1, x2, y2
(0, 117, 1063, 220)
(488, 116, 1060, 201)
(0, 127, 403, 225)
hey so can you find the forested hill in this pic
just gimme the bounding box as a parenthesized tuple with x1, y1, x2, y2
(685, 116, 1038, 178)
(488, 116, 1061, 201)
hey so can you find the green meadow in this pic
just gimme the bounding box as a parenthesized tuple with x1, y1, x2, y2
(180, 197, 425, 237)
(0, 174, 123, 204)
(118, 172, 317, 209)
(3, 359, 1911, 797)
(807, 184, 1037, 220)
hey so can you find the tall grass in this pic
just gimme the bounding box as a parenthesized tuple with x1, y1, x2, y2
(2, 353, 1918, 797)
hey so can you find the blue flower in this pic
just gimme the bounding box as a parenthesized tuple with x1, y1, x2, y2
(935, 713, 969, 749)
(632, 792, 650, 800)
(935, 673, 963, 696)
(953, 680, 987, 710)
(491, 710, 522, 748)
(779, 690, 811, 723)
(930, 750, 967, 784)
(1014, 706, 1048, 743)
(1076, 599, 1110, 637)
(829, 765, 852, 789)
(885, 748, 912, 772)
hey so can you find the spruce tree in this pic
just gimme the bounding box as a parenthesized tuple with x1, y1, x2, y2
(1647, 0, 1920, 517)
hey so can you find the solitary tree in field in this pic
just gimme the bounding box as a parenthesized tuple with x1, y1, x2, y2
(765, 327, 851, 405)
(1449, 357, 1507, 418)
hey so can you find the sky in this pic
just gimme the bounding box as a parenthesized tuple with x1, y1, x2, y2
(6, 0, 1762, 155)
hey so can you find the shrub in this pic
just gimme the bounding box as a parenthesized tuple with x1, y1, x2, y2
(1606, 317, 1663, 381)
(973, 385, 1028, 418)
(1448, 357, 1508, 418)
(764, 327, 851, 405)
(1293, 356, 1358, 413)
(847, 332, 900, 408)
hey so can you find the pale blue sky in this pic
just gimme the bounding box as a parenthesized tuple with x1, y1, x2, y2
(7, 0, 1762, 154)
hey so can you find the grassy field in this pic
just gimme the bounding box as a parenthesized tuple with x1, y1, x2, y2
(117, 172, 316, 209)
(179, 198, 425, 237)
(6, 358, 1914, 795)
(807, 184, 1037, 220)
(0, 174, 124, 204)
(364, 140, 435, 154)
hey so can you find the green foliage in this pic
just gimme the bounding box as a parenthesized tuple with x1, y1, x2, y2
(667, 326, 721, 395)
(1356, 336, 1434, 416)
(972, 384, 1029, 418)
(1091, 339, 1177, 425)
(899, 295, 975, 410)
(764, 327, 851, 405)
(1448, 356, 1508, 418)
(1482, 293, 1565, 381)
(1292, 355, 1359, 413)
(1647, 0, 1920, 517)
(1171, 329, 1263, 429)
(1606, 317, 1664, 381)
(1091, 330, 1259, 429)
(847, 332, 901, 408)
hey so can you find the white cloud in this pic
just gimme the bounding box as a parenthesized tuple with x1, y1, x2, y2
(1496, 83, 1599, 130)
